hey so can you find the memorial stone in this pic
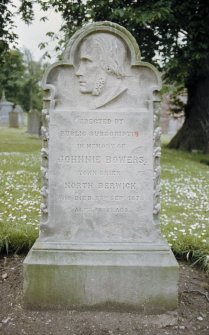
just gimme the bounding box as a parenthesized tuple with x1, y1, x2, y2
(0, 92, 13, 126)
(9, 110, 19, 128)
(15, 104, 25, 127)
(27, 109, 41, 135)
(24, 22, 178, 312)
(0, 92, 24, 127)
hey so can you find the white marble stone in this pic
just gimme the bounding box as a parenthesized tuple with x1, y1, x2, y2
(24, 21, 178, 311)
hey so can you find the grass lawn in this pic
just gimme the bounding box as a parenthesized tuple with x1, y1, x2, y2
(0, 128, 41, 252)
(161, 141, 209, 269)
(0, 128, 209, 269)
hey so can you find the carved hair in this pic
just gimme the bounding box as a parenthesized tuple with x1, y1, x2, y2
(79, 33, 128, 78)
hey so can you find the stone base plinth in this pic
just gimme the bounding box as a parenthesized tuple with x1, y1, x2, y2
(23, 240, 178, 313)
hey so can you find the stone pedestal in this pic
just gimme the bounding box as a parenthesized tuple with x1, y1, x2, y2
(24, 240, 178, 312)
(23, 21, 178, 312)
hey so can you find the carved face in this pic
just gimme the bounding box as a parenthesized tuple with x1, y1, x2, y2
(76, 42, 107, 96)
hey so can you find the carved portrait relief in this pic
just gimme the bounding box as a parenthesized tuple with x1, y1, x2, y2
(74, 33, 129, 109)
(51, 25, 160, 111)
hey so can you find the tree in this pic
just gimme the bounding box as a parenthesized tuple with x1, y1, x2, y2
(39, 0, 209, 153)
(0, 0, 34, 64)
(20, 49, 43, 112)
(0, 0, 17, 62)
(0, 49, 26, 103)
(0, 49, 43, 112)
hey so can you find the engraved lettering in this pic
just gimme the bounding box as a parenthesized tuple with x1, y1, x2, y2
(105, 155, 146, 164)
(75, 195, 92, 201)
(98, 182, 136, 190)
(88, 131, 138, 137)
(80, 118, 111, 124)
(79, 170, 97, 176)
(59, 130, 87, 137)
(58, 156, 101, 163)
(65, 182, 93, 189)
(86, 143, 115, 149)
(79, 170, 120, 176)
(114, 118, 124, 124)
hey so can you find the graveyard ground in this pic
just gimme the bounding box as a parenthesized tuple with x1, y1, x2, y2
(0, 255, 209, 335)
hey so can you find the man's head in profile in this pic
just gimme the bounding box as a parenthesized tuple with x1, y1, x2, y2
(75, 33, 129, 99)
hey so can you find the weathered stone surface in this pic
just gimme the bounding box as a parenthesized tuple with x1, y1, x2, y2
(24, 21, 178, 311)
(27, 109, 41, 135)
(24, 245, 178, 312)
(0, 92, 24, 127)
(9, 110, 19, 128)
(0, 95, 13, 126)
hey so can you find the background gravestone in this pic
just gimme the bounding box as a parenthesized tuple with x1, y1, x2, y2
(0, 92, 24, 127)
(27, 109, 41, 135)
(9, 110, 19, 128)
(0, 92, 13, 126)
(15, 104, 25, 127)
(24, 21, 178, 312)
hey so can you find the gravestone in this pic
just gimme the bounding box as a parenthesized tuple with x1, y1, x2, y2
(9, 110, 19, 128)
(0, 92, 24, 127)
(0, 92, 13, 126)
(27, 109, 41, 135)
(24, 22, 178, 312)
(15, 104, 25, 127)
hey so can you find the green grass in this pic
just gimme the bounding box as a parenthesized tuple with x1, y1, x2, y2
(0, 128, 209, 270)
(0, 127, 41, 152)
(0, 127, 41, 252)
(160, 137, 209, 270)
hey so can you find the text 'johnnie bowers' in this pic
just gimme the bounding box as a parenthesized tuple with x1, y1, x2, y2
(58, 155, 146, 164)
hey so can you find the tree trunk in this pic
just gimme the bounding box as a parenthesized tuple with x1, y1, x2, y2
(168, 72, 209, 153)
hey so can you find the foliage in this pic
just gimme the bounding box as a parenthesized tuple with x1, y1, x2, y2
(37, 0, 209, 153)
(37, 0, 209, 81)
(20, 49, 43, 112)
(0, 0, 17, 62)
(0, 2, 43, 111)
(161, 84, 187, 116)
(0, 49, 25, 104)
(0, 0, 34, 62)
(2, 1, 209, 150)
(0, 49, 44, 112)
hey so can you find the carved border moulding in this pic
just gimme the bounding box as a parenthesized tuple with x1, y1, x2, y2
(153, 95, 162, 230)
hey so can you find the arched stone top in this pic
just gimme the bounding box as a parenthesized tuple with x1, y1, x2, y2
(64, 21, 141, 64)
(63, 21, 161, 90)
(42, 21, 161, 95)
(42, 21, 161, 113)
